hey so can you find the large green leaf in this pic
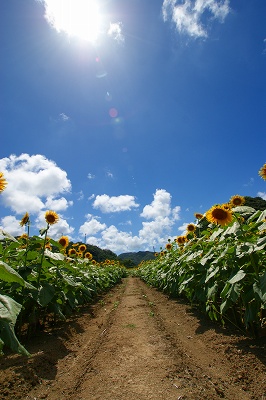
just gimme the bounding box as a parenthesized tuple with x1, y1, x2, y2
(0, 261, 25, 286)
(0, 321, 30, 356)
(0, 294, 21, 324)
(0, 294, 30, 356)
(228, 270, 246, 284)
(0, 261, 37, 290)
(205, 266, 219, 283)
(37, 283, 55, 307)
(253, 272, 266, 303)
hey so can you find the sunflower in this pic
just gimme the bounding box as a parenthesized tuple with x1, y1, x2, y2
(19, 233, 28, 240)
(230, 195, 245, 207)
(84, 251, 93, 259)
(206, 205, 233, 226)
(175, 235, 187, 245)
(259, 163, 266, 180)
(68, 248, 77, 256)
(20, 212, 30, 226)
(45, 210, 59, 225)
(58, 235, 69, 248)
(222, 203, 232, 211)
(187, 223, 196, 233)
(194, 213, 203, 220)
(0, 172, 7, 193)
(165, 243, 172, 251)
(78, 244, 87, 253)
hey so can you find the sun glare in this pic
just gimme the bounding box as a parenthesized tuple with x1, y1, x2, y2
(43, 0, 103, 43)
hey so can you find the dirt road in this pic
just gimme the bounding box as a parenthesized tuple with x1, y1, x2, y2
(1, 277, 266, 399)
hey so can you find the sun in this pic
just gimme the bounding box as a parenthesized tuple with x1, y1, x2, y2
(43, 0, 103, 43)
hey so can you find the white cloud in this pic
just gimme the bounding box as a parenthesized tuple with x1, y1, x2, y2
(87, 173, 95, 180)
(177, 222, 190, 234)
(93, 194, 139, 213)
(141, 189, 180, 220)
(106, 170, 114, 179)
(162, 0, 230, 38)
(45, 196, 73, 211)
(258, 191, 266, 200)
(59, 112, 70, 121)
(79, 214, 107, 236)
(0, 216, 25, 237)
(0, 154, 183, 253)
(0, 154, 72, 215)
(99, 225, 143, 253)
(108, 22, 124, 43)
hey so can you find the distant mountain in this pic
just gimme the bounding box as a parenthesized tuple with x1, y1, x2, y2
(118, 251, 156, 266)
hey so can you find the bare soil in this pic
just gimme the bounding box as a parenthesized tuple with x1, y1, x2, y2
(0, 276, 266, 400)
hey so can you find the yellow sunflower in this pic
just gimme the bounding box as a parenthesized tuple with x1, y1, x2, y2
(259, 163, 266, 180)
(0, 172, 7, 193)
(230, 195, 245, 207)
(165, 243, 172, 251)
(78, 244, 87, 253)
(175, 235, 187, 245)
(19, 233, 28, 240)
(20, 212, 30, 226)
(187, 223, 196, 232)
(45, 210, 59, 225)
(206, 205, 233, 227)
(58, 235, 69, 248)
(68, 248, 77, 256)
(194, 213, 203, 220)
(85, 251, 93, 259)
(222, 203, 232, 211)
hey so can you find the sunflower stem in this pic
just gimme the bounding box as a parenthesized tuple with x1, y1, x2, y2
(37, 224, 49, 289)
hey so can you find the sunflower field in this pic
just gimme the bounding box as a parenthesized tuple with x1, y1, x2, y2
(136, 200, 266, 337)
(0, 225, 127, 356)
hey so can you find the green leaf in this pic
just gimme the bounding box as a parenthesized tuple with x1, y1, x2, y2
(0, 294, 22, 324)
(37, 283, 55, 307)
(228, 270, 246, 284)
(0, 261, 37, 291)
(0, 229, 18, 242)
(205, 266, 219, 283)
(0, 261, 25, 286)
(232, 206, 256, 214)
(253, 272, 266, 303)
(0, 321, 30, 356)
(44, 249, 65, 261)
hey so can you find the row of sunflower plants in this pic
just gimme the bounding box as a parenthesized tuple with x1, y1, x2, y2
(136, 191, 266, 337)
(0, 208, 127, 356)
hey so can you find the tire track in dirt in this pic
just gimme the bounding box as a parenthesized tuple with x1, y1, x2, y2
(2, 277, 266, 400)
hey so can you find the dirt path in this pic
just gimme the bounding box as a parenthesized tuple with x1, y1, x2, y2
(1, 277, 266, 399)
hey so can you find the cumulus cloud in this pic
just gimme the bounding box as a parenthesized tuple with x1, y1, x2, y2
(87, 173, 95, 180)
(93, 194, 139, 213)
(162, 0, 230, 38)
(0, 154, 72, 215)
(141, 189, 180, 220)
(0, 154, 182, 252)
(79, 214, 107, 236)
(0, 216, 25, 237)
(84, 189, 181, 253)
(108, 22, 124, 43)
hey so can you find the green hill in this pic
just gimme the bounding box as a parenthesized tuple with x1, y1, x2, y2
(118, 251, 156, 267)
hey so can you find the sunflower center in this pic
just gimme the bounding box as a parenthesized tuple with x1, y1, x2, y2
(46, 215, 56, 223)
(212, 208, 228, 220)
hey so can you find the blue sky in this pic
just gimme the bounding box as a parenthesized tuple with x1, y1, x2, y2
(0, 0, 265, 254)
